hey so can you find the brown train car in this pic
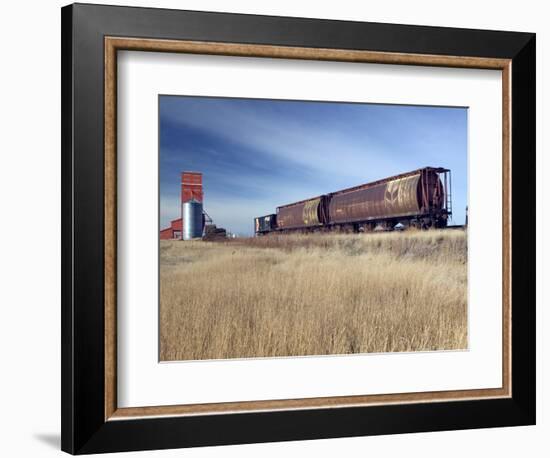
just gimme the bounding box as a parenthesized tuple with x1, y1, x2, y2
(276, 195, 329, 230)
(328, 167, 449, 228)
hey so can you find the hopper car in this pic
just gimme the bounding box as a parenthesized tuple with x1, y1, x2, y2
(254, 167, 452, 235)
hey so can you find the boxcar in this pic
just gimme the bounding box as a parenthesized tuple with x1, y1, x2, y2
(254, 214, 277, 235)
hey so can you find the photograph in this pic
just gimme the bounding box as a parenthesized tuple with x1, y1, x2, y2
(54, 2, 537, 454)
(158, 95, 468, 362)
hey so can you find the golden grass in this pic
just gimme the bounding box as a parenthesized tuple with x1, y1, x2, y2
(160, 230, 467, 361)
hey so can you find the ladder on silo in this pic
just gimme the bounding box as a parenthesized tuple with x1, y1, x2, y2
(203, 210, 213, 225)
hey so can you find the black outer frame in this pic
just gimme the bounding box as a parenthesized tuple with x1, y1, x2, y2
(61, 3, 536, 454)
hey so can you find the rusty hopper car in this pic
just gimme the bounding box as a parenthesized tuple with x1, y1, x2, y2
(276, 196, 329, 230)
(328, 167, 450, 230)
(255, 214, 277, 234)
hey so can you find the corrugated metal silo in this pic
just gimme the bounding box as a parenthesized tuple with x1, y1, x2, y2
(182, 200, 203, 240)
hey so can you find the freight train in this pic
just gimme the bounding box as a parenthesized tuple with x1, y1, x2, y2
(254, 167, 452, 235)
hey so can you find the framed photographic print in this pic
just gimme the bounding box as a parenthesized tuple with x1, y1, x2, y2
(61, 3, 536, 454)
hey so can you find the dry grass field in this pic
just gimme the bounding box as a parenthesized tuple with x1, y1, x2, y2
(160, 230, 467, 361)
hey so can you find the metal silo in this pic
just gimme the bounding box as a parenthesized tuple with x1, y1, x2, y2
(182, 199, 203, 240)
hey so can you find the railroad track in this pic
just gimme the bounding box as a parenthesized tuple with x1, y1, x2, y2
(444, 225, 466, 230)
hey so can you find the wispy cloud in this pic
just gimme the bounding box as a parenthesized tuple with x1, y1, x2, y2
(160, 97, 408, 180)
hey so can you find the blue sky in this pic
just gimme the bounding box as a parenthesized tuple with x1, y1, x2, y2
(160, 96, 467, 236)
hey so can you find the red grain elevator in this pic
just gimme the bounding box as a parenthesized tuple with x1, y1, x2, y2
(181, 172, 204, 240)
(159, 172, 204, 240)
(181, 172, 203, 203)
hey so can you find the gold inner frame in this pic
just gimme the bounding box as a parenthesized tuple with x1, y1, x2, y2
(104, 37, 512, 421)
